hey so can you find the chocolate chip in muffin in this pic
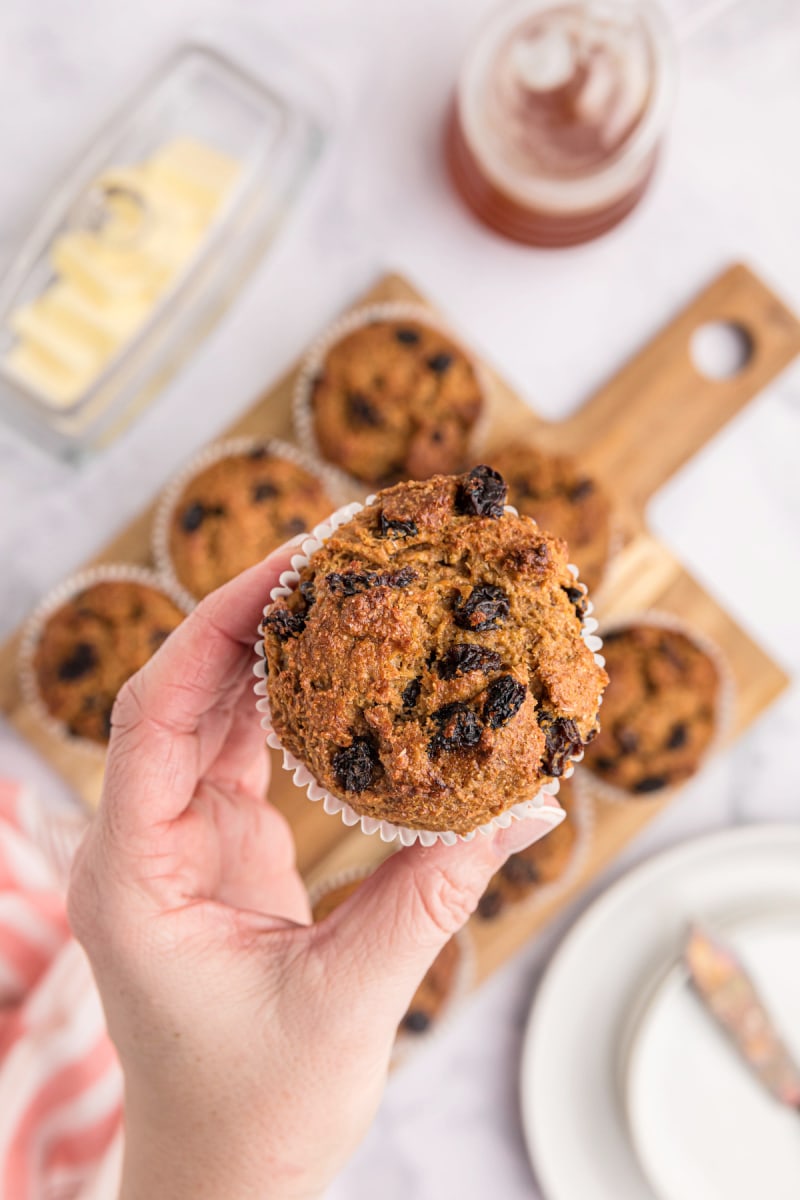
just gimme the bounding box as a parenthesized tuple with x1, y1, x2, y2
(299, 581, 316, 608)
(483, 675, 526, 729)
(616, 726, 639, 754)
(181, 502, 207, 533)
(501, 854, 539, 886)
(402, 677, 422, 709)
(282, 516, 307, 537)
(569, 478, 595, 502)
(326, 567, 418, 596)
(333, 737, 380, 793)
(453, 584, 510, 631)
(347, 391, 383, 428)
(252, 481, 279, 502)
(378, 512, 418, 539)
(666, 722, 688, 750)
(456, 465, 507, 519)
(395, 327, 420, 345)
(57, 642, 97, 681)
(477, 890, 505, 920)
(565, 585, 589, 619)
(401, 1010, 431, 1034)
(427, 352, 453, 374)
(428, 702, 483, 755)
(539, 713, 583, 776)
(263, 608, 307, 641)
(437, 643, 502, 680)
(633, 775, 668, 794)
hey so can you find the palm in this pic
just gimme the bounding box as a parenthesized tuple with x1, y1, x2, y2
(109, 653, 310, 927)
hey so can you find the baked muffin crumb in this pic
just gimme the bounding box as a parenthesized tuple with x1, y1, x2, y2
(262, 468, 608, 834)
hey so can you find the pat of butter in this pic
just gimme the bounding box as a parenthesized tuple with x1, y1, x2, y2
(5, 342, 89, 408)
(3, 136, 240, 409)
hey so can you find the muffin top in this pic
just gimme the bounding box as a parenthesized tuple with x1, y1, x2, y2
(166, 445, 333, 600)
(582, 624, 720, 795)
(31, 579, 185, 743)
(476, 775, 582, 919)
(262, 467, 608, 835)
(311, 876, 463, 1035)
(487, 443, 613, 594)
(308, 317, 484, 485)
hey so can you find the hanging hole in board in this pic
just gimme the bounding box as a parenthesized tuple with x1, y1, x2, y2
(690, 321, 753, 381)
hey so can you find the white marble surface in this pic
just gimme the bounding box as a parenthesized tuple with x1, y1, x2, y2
(1, 0, 799, 1196)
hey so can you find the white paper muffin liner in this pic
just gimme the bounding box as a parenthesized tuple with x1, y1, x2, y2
(18, 563, 194, 760)
(580, 610, 735, 807)
(253, 497, 606, 846)
(475, 768, 595, 923)
(292, 301, 493, 493)
(151, 435, 351, 608)
(308, 863, 475, 1062)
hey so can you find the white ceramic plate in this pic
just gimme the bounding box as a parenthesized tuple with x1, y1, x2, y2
(519, 825, 800, 1200)
(624, 908, 800, 1200)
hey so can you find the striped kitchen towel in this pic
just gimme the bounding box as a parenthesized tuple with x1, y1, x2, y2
(0, 778, 123, 1200)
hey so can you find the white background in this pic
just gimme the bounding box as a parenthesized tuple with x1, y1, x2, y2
(0, 1, 799, 1196)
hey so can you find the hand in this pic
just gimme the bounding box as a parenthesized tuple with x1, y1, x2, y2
(68, 544, 566, 1200)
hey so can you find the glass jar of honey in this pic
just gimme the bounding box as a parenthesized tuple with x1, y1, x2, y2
(446, 0, 676, 247)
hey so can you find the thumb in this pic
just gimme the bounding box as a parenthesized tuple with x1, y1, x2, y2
(316, 803, 566, 1026)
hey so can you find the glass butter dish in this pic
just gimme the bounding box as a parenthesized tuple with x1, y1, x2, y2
(0, 38, 330, 460)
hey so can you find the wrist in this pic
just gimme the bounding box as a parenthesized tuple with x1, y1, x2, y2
(120, 1099, 324, 1200)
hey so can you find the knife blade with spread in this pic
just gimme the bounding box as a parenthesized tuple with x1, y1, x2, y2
(685, 923, 800, 1109)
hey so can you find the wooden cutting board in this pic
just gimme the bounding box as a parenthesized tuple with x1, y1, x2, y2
(0, 264, 797, 986)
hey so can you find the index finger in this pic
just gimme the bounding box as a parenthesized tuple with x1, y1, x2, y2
(101, 540, 302, 834)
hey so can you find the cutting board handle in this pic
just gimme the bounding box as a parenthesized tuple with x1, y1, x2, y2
(565, 263, 800, 510)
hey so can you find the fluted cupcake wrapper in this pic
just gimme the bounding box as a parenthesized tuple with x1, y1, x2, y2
(253, 498, 606, 846)
(292, 301, 493, 495)
(151, 434, 351, 609)
(18, 563, 194, 760)
(307, 862, 475, 1062)
(579, 609, 735, 808)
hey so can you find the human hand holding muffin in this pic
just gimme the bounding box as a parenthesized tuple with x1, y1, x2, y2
(68, 542, 567, 1200)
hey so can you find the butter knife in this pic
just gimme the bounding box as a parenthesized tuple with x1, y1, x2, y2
(685, 923, 800, 1108)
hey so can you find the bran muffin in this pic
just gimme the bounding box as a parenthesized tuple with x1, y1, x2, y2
(476, 775, 586, 919)
(27, 574, 186, 745)
(311, 875, 465, 1036)
(261, 466, 608, 836)
(299, 311, 485, 486)
(582, 622, 721, 795)
(486, 443, 613, 594)
(157, 441, 335, 601)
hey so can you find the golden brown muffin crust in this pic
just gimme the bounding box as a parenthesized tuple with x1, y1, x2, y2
(263, 468, 608, 834)
(487, 443, 613, 594)
(168, 448, 333, 599)
(32, 580, 185, 743)
(582, 624, 720, 794)
(311, 319, 484, 485)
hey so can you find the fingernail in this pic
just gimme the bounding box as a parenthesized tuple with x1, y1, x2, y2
(495, 804, 565, 857)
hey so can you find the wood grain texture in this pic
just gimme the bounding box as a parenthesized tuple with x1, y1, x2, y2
(1, 266, 795, 975)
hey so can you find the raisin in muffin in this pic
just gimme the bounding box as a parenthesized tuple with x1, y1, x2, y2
(158, 441, 335, 601)
(311, 875, 465, 1036)
(300, 312, 485, 486)
(583, 622, 721, 795)
(476, 775, 586, 919)
(26, 573, 186, 744)
(262, 466, 608, 835)
(487, 443, 613, 594)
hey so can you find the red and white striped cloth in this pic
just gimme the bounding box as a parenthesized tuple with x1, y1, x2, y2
(0, 778, 122, 1200)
